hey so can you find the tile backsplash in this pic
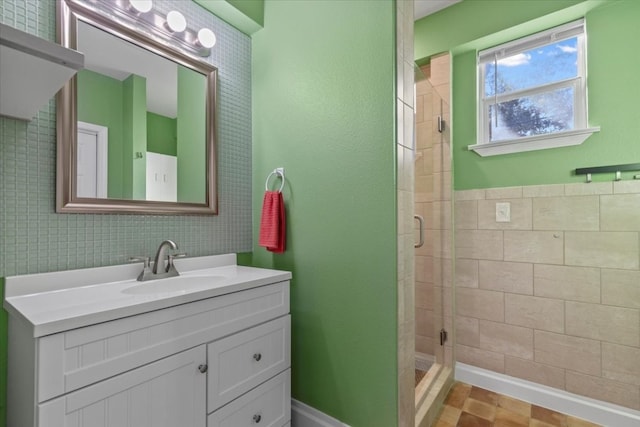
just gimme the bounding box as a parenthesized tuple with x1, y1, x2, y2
(0, 0, 252, 277)
(454, 181, 640, 410)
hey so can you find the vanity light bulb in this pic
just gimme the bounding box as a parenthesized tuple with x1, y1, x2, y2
(197, 28, 216, 48)
(129, 0, 152, 14)
(165, 10, 187, 33)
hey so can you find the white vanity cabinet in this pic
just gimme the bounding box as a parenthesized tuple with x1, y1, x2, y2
(4, 256, 292, 427)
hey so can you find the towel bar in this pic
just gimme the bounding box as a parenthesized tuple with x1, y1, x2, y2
(265, 167, 285, 192)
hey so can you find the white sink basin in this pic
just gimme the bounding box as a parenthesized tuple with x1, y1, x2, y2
(4, 254, 292, 337)
(121, 275, 228, 295)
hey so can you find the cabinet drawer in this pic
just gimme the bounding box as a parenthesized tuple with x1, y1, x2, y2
(208, 369, 290, 427)
(38, 346, 207, 427)
(38, 282, 290, 402)
(208, 315, 290, 412)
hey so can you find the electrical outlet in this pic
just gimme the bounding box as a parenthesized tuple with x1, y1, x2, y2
(496, 202, 511, 222)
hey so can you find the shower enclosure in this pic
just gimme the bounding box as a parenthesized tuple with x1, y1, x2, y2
(414, 54, 454, 427)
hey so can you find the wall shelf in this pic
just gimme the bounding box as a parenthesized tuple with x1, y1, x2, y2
(0, 22, 84, 121)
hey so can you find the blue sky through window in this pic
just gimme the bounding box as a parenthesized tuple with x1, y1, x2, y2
(484, 37, 578, 97)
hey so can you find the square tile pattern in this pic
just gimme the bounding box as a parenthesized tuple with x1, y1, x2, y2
(434, 382, 600, 427)
(0, 0, 253, 277)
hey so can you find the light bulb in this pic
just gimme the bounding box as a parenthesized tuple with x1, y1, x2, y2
(197, 28, 216, 48)
(165, 10, 186, 33)
(129, 0, 152, 14)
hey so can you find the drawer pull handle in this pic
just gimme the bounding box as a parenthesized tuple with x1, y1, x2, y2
(253, 414, 262, 423)
(197, 364, 208, 373)
(253, 353, 262, 362)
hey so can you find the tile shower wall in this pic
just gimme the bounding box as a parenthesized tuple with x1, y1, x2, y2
(454, 181, 640, 411)
(0, 0, 252, 277)
(396, 1, 415, 426)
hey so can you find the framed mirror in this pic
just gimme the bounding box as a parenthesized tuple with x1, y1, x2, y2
(56, 0, 218, 214)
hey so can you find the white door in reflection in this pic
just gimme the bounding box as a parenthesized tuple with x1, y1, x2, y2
(77, 121, 108, 198)
(146, 152, 177, 202)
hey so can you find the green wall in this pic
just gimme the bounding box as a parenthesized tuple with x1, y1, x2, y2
(147, 112, 177, 156)
(251, 0, 397, 425)
(77, 70, 125, 198)
(122, 74, 147, 200)
(415, 0, 640, 190)
(226, 0, 264, 26)
(177, 66, 207, 204)
(194, 0, 264, 35)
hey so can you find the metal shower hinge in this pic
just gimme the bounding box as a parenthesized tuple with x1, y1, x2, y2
(439, 328, 448, 346)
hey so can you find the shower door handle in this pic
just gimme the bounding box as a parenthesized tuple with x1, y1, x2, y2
(414, 214, 425, 248)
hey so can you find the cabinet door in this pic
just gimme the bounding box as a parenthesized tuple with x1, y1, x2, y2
(38, 346, 206, 427)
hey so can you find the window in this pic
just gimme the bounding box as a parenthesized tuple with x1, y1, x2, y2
(470, 19, 599, 156)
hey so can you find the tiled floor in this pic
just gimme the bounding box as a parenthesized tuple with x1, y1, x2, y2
(416, 369, 428, 386)
(434, 382, 601, 427)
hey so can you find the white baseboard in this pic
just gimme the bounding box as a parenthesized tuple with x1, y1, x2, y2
(291, 399, 351, 427)
(456, 363, 640, 427)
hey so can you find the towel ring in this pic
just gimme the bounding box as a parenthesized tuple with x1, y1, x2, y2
(265, 168, 285, 192)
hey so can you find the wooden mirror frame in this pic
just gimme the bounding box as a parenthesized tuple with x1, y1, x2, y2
(56, 0, 218, 215)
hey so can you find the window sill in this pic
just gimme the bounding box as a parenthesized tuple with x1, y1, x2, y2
(468, 127, 600, 157)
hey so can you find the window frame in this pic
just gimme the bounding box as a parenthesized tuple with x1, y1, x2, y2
(470, 19, 599, 157)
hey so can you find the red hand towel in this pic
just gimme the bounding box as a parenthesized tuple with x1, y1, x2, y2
(259, 191, 286, 253)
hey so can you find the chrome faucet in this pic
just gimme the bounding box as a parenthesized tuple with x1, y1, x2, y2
(130, 240, 185, 281)
(153, 239, 178, 274)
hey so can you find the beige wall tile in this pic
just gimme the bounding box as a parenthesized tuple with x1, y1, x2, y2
(565, 371, 640, 410)
(415, 281, 434, 310)
(415, 173, 433, 203)
(602, 269, 640, 309)
(565, 232, 639, 270)
(433, 201, 452, 230)
(505, 294, 564, 333)
(479, 320, 534, 360)
(565, 301, 640, 347)
(456, 258, 479, 288)
(457, 288, 504, 322)
(432, 229, 452, 259)
(564, 182, 612, 196)
(456, 315, 480, 347)
(456, 230, 503, 260)
(455, 200, 478, 230)
(504, 356, 566, 390)
(430, 53, 450, 87)
(456, 344, 505, 373)
(522, 184, 565, 198)
(416, 307, 435, 338)
(433, 141, 451, 173)
(534, 330, 601, 376)
(415, 255, 432, 283)
(504, 231, 564, 264)
(415, 148, 432, 177)
(478, 199, 532, 230)
(486, 186, 523, 199)
(416, 335, 434, 355)
(532, 196, 599, 231)
(613, 180, 640, 194)
(534, 264, 601, 304)
(601, 194, 640, 231)
(433, 257, 453, 288)
(479, 260, 533, 295)
(602, 342, 640, 386)
(455, 189, 486, 201)
(416, 121, 433, 151)
(415, 94, 424, 124)
(433, 172, 452, 201)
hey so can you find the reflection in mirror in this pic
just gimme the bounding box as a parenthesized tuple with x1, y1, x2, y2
(57, 0, 217, 214)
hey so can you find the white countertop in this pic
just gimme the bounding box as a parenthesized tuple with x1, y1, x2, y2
(3, 254, 291, 337)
